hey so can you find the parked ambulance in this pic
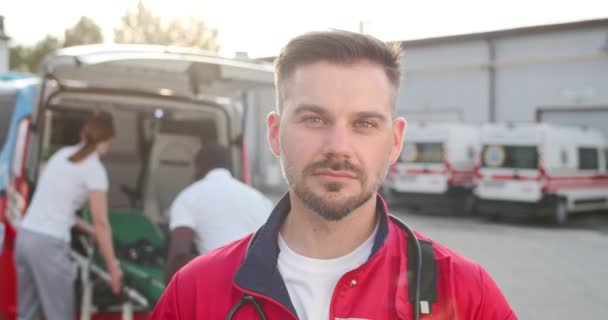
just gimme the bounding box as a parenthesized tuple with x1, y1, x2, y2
(0, 74, 38, 320)
(0, 45, 274, 319)
(473, 123, 608, 225)
(382, 121, 480, 214)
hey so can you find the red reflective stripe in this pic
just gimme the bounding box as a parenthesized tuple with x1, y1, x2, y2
(474, 167, 483, 179)
(544, 176, 608, 189)
(444, 161, 453, 173)
(540, 175, 608, 191)
(491, 174, 608, 190)
(451, 170, 474, 175)
(544, 181, 608, 191)
(449, 170, 475, 185)
(492, 174, 608, 181)
(546, 175, 608, 181)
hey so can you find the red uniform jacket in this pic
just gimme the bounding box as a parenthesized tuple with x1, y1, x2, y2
(152, 194, 517, 320)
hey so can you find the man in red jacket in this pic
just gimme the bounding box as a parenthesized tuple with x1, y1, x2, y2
(152, 30, 517, 320)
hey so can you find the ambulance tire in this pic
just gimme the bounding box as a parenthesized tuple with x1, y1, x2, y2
(553, 199, 568, 226)
(487, 212, 502, 222)
(463, 195, 477, 216)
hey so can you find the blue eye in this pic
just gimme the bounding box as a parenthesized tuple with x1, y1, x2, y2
(356, 120, 374, 128)
(305, 117, 323, 124)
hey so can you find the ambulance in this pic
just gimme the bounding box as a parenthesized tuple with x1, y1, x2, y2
(0, 74, 38, 320)
(0, 45, 274, 319)
(473, 123, 608, 225)
(382, 121, 480, 214)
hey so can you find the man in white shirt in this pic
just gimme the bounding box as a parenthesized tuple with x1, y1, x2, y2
(164, 142, 272, 283)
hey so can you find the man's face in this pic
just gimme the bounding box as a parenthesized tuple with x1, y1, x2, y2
(267, 60, 406, 221)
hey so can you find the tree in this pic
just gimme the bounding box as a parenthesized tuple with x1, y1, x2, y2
(10, 35, 61, 72)
(64, 16, 103, 48)
(164, 14, 219, 51)
(9, 16, 104, 72)
(9, 45, 31, 72)
(28, 35, 61, 72)
(114, 0, 219, 51)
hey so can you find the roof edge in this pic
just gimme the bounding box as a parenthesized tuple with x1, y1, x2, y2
(398, 18, 608, 48)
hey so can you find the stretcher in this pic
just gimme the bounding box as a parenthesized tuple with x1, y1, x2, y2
(73, 210, 167, 319)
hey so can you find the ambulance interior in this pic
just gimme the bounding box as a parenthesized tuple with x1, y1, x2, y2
(35, 92, 236, 232)
(28, 91, 243, 307)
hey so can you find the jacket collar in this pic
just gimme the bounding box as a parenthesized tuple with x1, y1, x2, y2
(233, 192, 390, 316)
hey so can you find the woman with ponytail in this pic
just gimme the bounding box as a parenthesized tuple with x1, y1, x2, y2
(15, 112, 123, 319)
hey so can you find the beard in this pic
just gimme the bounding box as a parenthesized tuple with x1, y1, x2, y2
(281, 153, 389, 221)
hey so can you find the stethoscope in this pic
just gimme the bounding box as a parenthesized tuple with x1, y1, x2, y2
(225, 214, 423, 320)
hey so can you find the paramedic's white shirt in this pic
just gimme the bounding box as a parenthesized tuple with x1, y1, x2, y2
(277, 223, 378, 320)
(21, 144, 108, 242)
(169, 168, 272, 255)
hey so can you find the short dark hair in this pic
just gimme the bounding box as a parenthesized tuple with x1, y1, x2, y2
(274, 30, 402, 110)
(195, 142, 231, 178)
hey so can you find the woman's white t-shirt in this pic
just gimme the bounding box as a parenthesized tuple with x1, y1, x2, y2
(20, 144, 108, 242)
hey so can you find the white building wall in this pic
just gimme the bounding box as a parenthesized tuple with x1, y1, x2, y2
(397, 40, 491, 123)
(397, 25, 608, 127)
(494, 27, 608, 123)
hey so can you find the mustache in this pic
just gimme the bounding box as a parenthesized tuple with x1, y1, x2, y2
(303, 157, 364, 178)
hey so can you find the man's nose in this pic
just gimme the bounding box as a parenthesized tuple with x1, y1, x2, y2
(323, 123, 354, 159)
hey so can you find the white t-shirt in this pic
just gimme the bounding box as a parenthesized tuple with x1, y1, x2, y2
(21, 144, 108, 242)
(277, 223, 378, 320)
(169, 168, 272, 255)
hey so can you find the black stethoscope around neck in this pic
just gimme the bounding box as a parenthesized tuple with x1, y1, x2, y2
(225, 215, 423, 320)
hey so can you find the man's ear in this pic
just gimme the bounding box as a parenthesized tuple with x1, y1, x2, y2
(267, 112, 281, 157)
(390, 117, 407, 164)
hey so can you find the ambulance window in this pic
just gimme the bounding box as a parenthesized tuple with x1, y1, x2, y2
(159, 118, 218, 143)
(400, 143, 443, 163)
(482, 145, 538, 169)
(605, 149, 608, 170)
(44, 109, 92, 160)
(0, 92, 17, 146)
(577, 148, 599, 170)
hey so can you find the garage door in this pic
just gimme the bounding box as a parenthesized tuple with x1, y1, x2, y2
(537, 106, 608, 139)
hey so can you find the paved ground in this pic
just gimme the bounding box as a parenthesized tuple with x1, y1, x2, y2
(267, 192, 608, 319)
(392, 206, 608, 320)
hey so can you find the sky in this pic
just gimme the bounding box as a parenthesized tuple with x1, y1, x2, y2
(2, 0, 607, 57)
